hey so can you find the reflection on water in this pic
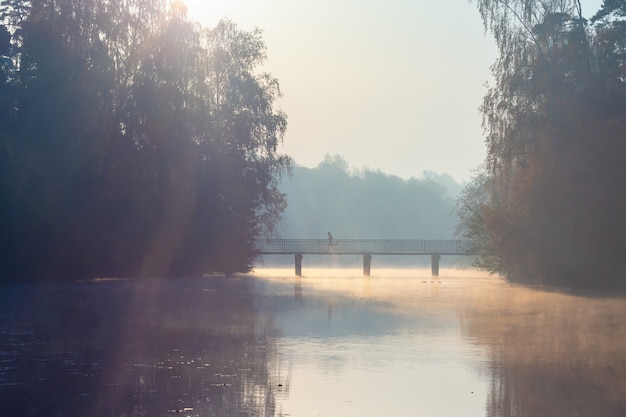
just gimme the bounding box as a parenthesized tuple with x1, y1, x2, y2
(256, 269, 489, 417)
(1, 269, 625, 417)
(0, 278, 279, 417)
(461, 282, 626, 417)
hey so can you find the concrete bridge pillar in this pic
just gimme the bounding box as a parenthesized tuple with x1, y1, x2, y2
(430, 254, 440, 276)
(295, 253, 303, 276)
(363, 254, 372, 276)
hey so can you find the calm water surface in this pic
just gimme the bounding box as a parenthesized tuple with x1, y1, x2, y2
(1, 269, 625, 416)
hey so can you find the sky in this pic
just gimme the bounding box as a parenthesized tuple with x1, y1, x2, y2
(184, 0, 604, 182)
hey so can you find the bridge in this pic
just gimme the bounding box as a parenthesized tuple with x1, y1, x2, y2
(255, 239, 477, 276)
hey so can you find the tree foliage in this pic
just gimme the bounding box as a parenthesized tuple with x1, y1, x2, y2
(0, 0, 290, 281)
(458, 0, 626, 288)
(279, 155, 459, 240)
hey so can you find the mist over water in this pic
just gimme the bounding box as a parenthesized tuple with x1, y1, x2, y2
(1, 269, 625, 416)
(255, 268, 492, 417)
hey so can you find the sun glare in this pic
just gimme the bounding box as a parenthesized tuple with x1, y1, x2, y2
(182, 0, 248, 27)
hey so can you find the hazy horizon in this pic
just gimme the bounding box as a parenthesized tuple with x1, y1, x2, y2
(184, 0, 604, 182)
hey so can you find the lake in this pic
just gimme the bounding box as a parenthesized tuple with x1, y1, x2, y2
(1, 268, 625, 416)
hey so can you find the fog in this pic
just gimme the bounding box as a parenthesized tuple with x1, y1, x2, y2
(260, 155, 468, 269)
(276, 155, 461, 240)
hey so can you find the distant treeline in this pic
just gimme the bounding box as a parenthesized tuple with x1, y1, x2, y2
(276, 155, 462, 240)
(458, 1, 626, 289)
(0, 1, 289, 282)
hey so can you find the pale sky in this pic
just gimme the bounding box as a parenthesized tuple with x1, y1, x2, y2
(185, 0, 604, 182)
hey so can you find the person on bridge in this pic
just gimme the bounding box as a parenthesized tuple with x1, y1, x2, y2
(328, 232, 336, 251)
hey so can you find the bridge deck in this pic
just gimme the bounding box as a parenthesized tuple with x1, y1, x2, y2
(255, 239, 475, 256)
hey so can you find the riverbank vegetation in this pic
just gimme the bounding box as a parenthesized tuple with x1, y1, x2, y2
(279, 154, 461, 239)
(0, 0, 290, 281)
(457, 0, 626, 288)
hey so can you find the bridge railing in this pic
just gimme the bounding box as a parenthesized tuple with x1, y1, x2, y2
(255, 239, 327, 253)
(255, 239, 477, 255)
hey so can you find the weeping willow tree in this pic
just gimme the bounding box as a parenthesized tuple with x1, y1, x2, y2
(0, 0, 290, 281)
(458, 0, 626, 288)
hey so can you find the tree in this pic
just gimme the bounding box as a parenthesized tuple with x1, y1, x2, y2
(0, 0, 290, 281)
(460, 0, 626, 288)
(167, 19, 290, 276)
(278, 156, 459, 241)
(591, 0, 626, 22)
